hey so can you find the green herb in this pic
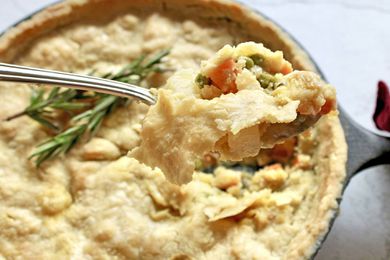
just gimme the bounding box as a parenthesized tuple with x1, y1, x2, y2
(195, 73, 211, 88)
(6, 50, 169, 166)
(29, 94, 122, 166)
(4, 88, 91, 129)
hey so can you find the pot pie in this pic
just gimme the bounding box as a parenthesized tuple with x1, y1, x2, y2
(0, 0, 347, 259)
(133, 42, 336, 184)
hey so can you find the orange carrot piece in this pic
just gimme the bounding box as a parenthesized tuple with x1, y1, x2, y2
(209, 58, 238, 94)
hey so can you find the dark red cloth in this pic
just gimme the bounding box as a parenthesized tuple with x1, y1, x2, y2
(373, 81, 390, 132)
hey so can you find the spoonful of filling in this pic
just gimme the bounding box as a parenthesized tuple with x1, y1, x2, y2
(131, 42, 336, 185)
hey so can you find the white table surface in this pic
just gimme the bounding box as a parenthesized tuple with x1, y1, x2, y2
(0, 1, 389, 259)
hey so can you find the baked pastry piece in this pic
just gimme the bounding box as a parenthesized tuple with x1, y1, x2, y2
(132, 42, 336, 184)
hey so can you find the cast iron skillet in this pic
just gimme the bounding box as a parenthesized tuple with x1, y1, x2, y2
(1, 1, 389, 259)
(247, 5, 390, 259)
(312, 109, 390, 258)
(246, 5, 390, 258)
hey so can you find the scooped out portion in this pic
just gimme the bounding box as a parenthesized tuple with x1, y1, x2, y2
(131, 42, 336, 185)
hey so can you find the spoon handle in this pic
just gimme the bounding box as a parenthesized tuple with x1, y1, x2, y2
(0, 63, 156, 105)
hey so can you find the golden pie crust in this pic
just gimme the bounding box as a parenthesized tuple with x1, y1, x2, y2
(0, 0, 347, 259)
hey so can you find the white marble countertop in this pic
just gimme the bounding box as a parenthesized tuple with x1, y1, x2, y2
(0, 1, 389, 259)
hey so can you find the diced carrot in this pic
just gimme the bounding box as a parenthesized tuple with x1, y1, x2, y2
(320, 99, 336, 115)
(280, 62, 293, 75)
(209, 58, 238, 94)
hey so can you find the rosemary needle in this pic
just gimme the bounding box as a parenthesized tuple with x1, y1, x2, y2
(6, 50, 169, 166)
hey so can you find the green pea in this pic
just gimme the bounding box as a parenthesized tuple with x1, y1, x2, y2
(249, 54, 264, 66)
(194, 159, 203, 170)
(195, 73, 211, 88)
(258, 72, 276, 89)
(242, 56, 254, 69)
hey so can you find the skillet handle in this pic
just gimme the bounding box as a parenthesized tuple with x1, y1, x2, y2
(339, 108, 390, 178)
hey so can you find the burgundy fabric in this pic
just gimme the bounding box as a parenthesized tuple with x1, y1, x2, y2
(373, 81, 390, 132)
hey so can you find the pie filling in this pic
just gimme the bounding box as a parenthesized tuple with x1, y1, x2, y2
(132, 42, 336, 184)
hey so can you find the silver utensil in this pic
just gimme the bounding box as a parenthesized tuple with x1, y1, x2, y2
(0, 62, 156, 105)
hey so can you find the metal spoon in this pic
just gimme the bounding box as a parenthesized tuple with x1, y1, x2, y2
(1, 62, 388, 165)
(0, 62, 156, 105)
(0, 62, 330, 144)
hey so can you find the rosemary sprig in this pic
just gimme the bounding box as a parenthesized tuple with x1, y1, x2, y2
(29, 95, 121, 166)
(6, 50, 169, 166)
(4, 87, 91, 129)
